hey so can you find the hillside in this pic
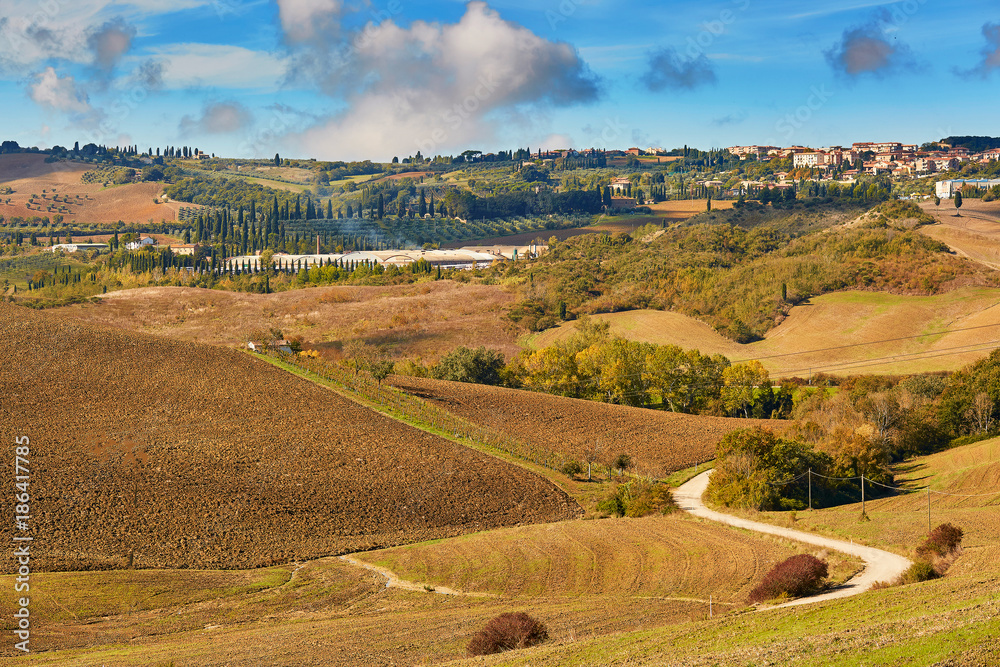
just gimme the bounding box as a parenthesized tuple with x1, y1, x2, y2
(531, 287, 1000, 377)
(50, 281, 523, 361)
(0, 302, 577, 573)
(357, 515, 843, 600)
(0, 153, 187, 224)
(389, 376, 779, 477)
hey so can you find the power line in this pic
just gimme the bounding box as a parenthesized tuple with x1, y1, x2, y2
(731, 321, 1000, 364)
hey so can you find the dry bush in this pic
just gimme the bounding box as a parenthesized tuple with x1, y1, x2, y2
(917, 523, 964, 559)
(466, 612, 549, 656)
(748, 554, 828, 603)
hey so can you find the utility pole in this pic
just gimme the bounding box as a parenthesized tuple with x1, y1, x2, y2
(808, 468, 812, 510)
(861, 473, 865, 517)
(927, 486, 931, 534)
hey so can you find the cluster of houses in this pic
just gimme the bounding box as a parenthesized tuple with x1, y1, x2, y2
(728, 142, 999, 178)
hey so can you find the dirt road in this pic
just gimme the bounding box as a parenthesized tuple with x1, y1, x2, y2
(674, 471, 911, 608)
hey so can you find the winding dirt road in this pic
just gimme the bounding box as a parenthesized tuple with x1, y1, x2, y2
(674, 471, 911, 608)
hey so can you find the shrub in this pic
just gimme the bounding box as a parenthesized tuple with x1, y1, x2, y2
(595, 480, 677, 518)
(900, 560, 939, 584)
(917, 523, 964, 559)
(466, 612, 549, 656)
(560, 460, 583, 478)
(749, 554, 828, 603)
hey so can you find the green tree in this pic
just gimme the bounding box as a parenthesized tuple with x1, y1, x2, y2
(954, 190, 963, 215)
(274, 153, 281, 166)
(722, 361, 770, 418)
(432, 346, 506, 385)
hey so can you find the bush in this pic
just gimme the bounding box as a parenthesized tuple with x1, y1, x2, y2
(900, 560, 939, 584)
(749, 554, 828, 603)
(917, 523, 964, 559)
(466, 612, 549, 656)
(560, 460, 583, 478)
(596, 480, 677, 518)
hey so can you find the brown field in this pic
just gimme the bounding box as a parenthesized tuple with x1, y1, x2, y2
(0, 153, 188, 224)
(376, 170, 436, 182)
(920, 198, 1000, 270)
(530, 286, 1000, 377)
(50, 281, 523, 362)
(389, 376, 780, 478)
(0, 302, 577, 573)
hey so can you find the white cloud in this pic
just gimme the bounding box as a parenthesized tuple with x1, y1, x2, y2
(29, 67, 91, 113)
(283, 1, 599, 160)
(180, 101, 254, 135)
(277, 0, 344, 43)
(152, 43, 288, 90)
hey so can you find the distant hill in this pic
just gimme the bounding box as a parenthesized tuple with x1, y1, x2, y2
(941, 136, 1000, 152)
(0, 303, 577, 573)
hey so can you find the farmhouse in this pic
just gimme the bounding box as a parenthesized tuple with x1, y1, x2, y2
(125, 236, 156, 250)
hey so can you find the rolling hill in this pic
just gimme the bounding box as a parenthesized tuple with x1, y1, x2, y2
(530, 287, 1000, 377)
(389, 376, 781, 478)
(0, 153, 187, 224)
(0, 302, 577, 573)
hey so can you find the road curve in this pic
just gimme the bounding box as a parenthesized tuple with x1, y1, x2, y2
(674, 471, 911, 608)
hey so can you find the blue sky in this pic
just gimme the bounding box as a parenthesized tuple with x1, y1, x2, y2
(0, 0, 997, 161)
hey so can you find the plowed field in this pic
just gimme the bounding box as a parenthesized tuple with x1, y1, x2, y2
(0, 303, 577, 573)
(389, 376, 780, 477)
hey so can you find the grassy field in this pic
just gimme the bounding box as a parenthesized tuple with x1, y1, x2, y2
(530, 286, 1000, 377)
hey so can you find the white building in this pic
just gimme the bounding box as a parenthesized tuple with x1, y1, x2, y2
(935, 179, 1000, 198)
(125, 236, 156, 250)
(47, 243, 109, 253)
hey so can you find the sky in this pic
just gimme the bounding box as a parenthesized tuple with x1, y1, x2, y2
(0, 0, 998, 161)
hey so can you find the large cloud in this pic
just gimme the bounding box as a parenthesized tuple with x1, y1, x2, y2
(180, 101, 254, 135)
(825, 11, 920, 78)
(280, 1, 599, 160)
(958, 22, 1000, 78)
(640, 47, 716, 92)
(29, 67, 91, 113)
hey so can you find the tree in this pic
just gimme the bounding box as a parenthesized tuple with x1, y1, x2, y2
(722, 361, 770, 418)
(432, 346, 505, 385)
(369, 359, 395, 385)
(954, 190, 963, 215)
(274, 153, 281, 166)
